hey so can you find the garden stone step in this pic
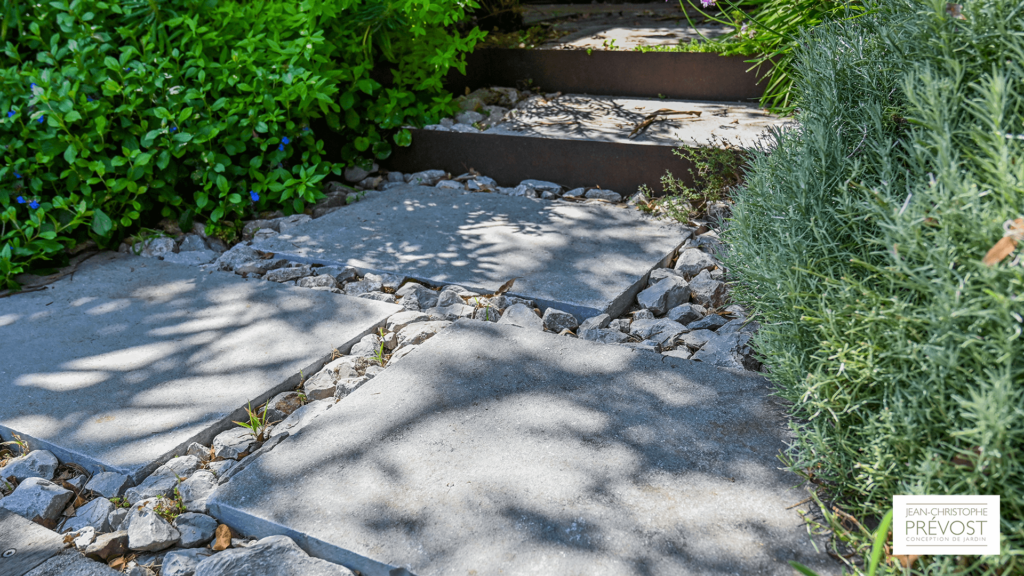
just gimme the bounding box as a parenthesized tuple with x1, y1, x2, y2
(208, 321, 839, 576)
(0, 253, 401, 483)
(252, 185, 688, 320)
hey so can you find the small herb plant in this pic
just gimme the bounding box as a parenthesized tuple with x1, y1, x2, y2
(0, 433, 29, 459)
(153, 487, 187, 522)
(372, 328, 388, 367)
(638, 139, 744, 222)
(233, 400, 275, 442)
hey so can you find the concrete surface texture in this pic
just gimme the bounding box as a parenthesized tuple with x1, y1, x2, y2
(0, 508, 65, 576)
(251, 186, 688, 319)
(488, 95, 783, 147)
(209, 321, 839, 576)
(0, 253, 400, 483)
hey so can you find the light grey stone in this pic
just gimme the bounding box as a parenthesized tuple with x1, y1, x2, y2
(194, 535, 355, 576)
(563, 187, 587, 198)
(348, 333, 383, 360)
(162, 250, 218, 266)
(344, 164, 377, 183)
(69, 526, 96, 549)
(185, 442, 209, 461)
(208, 321, 835, 576)
(585, 189, 622, 202)
(467, 176, 498, 192)
(396, 321, 451, 349)
(582, 328, 631, 344)
(270, 399, 334, 438)
(508, 184, 539, 198)
(343, 274, 383, 296)
(576, 313, 611, 340)
(609, 318, 631, 333)
(246, 186, 689, 321)
(332, 376, 370, 401)
(0, 450, 58, 481)
(677, 329, 718, 350)
(636, 276, 691, 316)
(264, 265, 312, 283)
(711, 268, 726, 280)
(108, 507, 128, 531)
(139, 237, 176, 258)
(541, 308, 578, 332)
(163, 548, 215, 576)
(496, 303, 543, 330)
(424, 303, 475, 321)
(472, 306, 500, 322)
(541, 190, 560, 200)
(687, 313, 730, 331)
(487, 294, 535, 310)
(206, 460, 235, 479)
(648, 267, 685, 286)
(455, 110, 484, 125)
(633, 308, 655, 321)
(213, 244, 262, 272)
(0, 477, 73, 521)
(24, 549, 123, 576)
(388, 344, 418, 365)
(63, 497, 115, 533)
(386, 172, 404, 183)
(265, 392, 303, 419)
(357, 291, 396, 303)
(276, 214, 314, 234)
(450, 123, 480, 133)
(179, 470, 217, 513)
(436, 180, 464, 190)
(674, 248, 719, 279)
(688, 269, 729, 309)
(666, 303, 707, 325)
(174, 512, 218, 548)
(82, 530, 129, 562)
(519, 179, 562, 194)
(178, 235, 208, 252)
(386, 311, 429, 333)
(662, 348, 693, 360)
(316, 266, 359, 284)
(692, 332, 754, 371)
(126, 565, 156, 576)
(621, 339, 660, 352)
(436, 289, 467, 307)
(356, 176, 382, 190)
(0, 254, 401, 483)
(297, 275, 339, 290)
(406, 169, 446, 186)
(212, 428, 257, 461)
(124, 470, 181, 506)
(630, 318, 687, 345)
(127, 507, 180, 552)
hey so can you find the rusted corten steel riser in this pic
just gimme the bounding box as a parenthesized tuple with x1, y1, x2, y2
(384, 130, 696, 195)
(446, 50, 768, 101)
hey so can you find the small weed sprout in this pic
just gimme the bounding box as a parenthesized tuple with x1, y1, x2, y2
(233, 400, 275, 442)
(0, 433, 29, 460)
(109, 496, 131, 509)
(373, 328, 388, 367)
(638, 138, 744, 222)
(153, 487, 187, 522)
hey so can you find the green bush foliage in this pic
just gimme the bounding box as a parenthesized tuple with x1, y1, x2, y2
(727, 0, 1023, 571)
(0, 0, 483, 288)
(682, 0, 863, 111)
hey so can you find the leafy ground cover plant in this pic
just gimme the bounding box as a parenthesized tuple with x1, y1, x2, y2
(637, 138, 745, 221)
(679, 0, 864, 111)
(727, 0, 1024, 572)
(0, 0, 483, 289)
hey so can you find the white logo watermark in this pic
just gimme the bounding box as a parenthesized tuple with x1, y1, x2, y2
(893, 495, 1000, 555)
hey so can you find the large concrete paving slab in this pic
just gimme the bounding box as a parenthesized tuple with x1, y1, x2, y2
(209, 321, 840, 576)
(0, 253, 401, 483)
(252, 186, 688, 319)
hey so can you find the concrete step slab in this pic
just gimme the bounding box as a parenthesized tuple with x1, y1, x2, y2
(0, 253, 401, 483)
(209, 321, 839, 576)
(251, 186, 688, 320)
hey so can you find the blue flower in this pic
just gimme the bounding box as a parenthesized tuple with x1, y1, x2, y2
(277, 144, 284, 151)
(281, 136, 290, 145)
(6, 111, 13, 118)
(14, 172, 20, 179)
(87, 96, 94, 102)
(29, 200, 39, 209)
(250, 190, 260, 202)
(171, 126, 177, 132)
(302, 127, 310, 132)
(38, 116, 44, 124)
(16, 196, 25, 204)
(30, 83, 37, 89)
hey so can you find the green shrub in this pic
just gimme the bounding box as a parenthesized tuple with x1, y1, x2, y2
(727, 0, 1023, 571)
(681, 0, 864, 111)
(0, 0, 483, 288)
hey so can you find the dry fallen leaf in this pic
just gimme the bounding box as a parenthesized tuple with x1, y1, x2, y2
(946, 3, 966, 19)
(983, 218, 1023, 266)
(213, 524, 235, 551)
(108, 556, 127, 571)
(495, 277, 520, 296)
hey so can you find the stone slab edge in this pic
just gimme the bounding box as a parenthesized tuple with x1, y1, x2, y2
(209, 501, 403, 576)
(0, 313, 392, 486)
(263, 240, 684, 321)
